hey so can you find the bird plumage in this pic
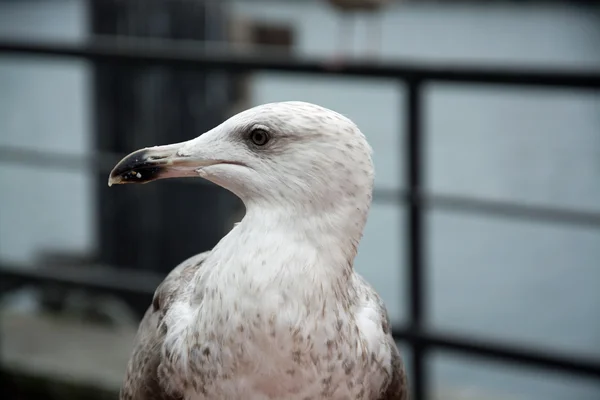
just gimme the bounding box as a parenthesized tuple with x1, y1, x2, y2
(112, 101, 408, 400)
(121, 252, 211, 400)
(121, 252, 408, 400)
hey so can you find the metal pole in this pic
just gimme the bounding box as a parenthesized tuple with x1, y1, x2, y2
(405, 78, 427, 400)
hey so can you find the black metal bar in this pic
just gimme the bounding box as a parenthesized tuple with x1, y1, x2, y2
(426, 193, 600, 229)
(1, 261, 600, 381)
(392, 326, 600, 380)
(5, 145, 600, 229)
(0, 145, 122, 175)
(406, 79, 427, 400)
(1, 38, 600, 88)
(0, 262, 161, 299)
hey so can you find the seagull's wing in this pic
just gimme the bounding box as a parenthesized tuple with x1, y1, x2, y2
(120, 251, 211, 400)
(378, 337, 410, 400)
(374, 295, 409, 400)
(354, 275, 410, 400)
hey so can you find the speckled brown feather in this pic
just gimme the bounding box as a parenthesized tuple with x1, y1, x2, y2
(379, 302, 409, 400)
(119, 251, 211, 400)
(355, 274, 409, 400)
(378, 339, 409, 400)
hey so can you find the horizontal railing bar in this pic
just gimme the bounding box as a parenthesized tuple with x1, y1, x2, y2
(1, 261, 599, 380)
(423, 192, 600, 229)
(0, 143, 401, 200)
(1, 38, 600, 88)
(392, 326, 600, 380)
(0, 145, 122, 176)
(0, 262, 161, 298)
(2, 145, 600, 228)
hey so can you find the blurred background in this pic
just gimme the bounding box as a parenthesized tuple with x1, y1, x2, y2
(0, 0, 599, 399)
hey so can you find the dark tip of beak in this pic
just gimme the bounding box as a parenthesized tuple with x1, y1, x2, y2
(108, 148, 168, 186)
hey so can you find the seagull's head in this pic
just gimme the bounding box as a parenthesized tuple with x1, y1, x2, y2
(109, 101, 374, 218)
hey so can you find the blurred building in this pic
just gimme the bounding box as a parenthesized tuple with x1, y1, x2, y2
(0, 1, 599, 399)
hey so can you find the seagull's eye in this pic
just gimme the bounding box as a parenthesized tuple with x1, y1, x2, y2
(249, 129, 270, 146)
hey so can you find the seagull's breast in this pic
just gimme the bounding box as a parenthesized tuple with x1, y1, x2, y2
(178, 303, 381, 400)
(161, 272, 388, 400)
(159, 228, 391, 400)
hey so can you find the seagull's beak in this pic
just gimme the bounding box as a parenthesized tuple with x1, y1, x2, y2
(107, 138, 233, 186)
(107, 142, 194, 186)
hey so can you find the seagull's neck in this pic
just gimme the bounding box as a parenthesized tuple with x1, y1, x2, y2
(246, 200, 368, 263)
(204, 199, 369, 291)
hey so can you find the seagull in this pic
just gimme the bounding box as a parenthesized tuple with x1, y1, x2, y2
(108, 101, 408, 400)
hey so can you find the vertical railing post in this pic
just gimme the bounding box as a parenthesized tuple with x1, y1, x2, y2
(0, 319, 12, 398)
(0, 319, 3, 396)
(405, 77, 427, 400)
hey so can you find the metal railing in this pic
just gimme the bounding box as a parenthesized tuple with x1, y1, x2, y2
(1, 37, 600, 400)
